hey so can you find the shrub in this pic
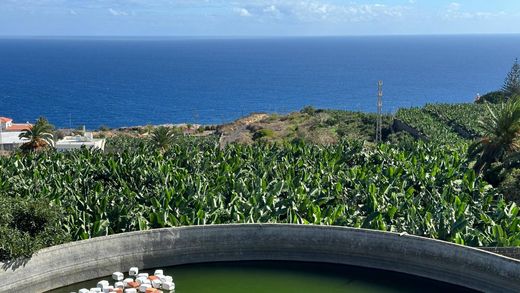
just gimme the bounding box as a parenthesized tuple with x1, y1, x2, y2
(499, 168, 520, 204)
(252, 128, 276, 140)
(476, 91, 507, 104)
(301, 106, 317, 115)
(0, 197, 69, 262)
(54, 130, 66, 140)
(324, 118, 338, 126)
(98, 125, 111, 132)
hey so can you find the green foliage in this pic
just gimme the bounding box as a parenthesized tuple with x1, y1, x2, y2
(326, 110, 393, 142)
(468, 97, 520, 173)
(0, 197, 69, 262)
(0, 136, 518, 248)
(253, 128, 276, 140)
(19, 116, 55, 152)
(150, 126, 177, 152)
(396, 108, 463, 144)
(499, 168, 520, 204)
(476, 91, 507, 104)
(503, 58, 520, 98)
(424, 103, 496, 138)
(98, 125, 111, 132)
(300, 106, 317, 115)
(105, 135, 149, 153)
(387, 132, 416, 150)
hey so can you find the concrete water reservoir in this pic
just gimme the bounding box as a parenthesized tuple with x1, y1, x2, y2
(1, 224, 519, 292)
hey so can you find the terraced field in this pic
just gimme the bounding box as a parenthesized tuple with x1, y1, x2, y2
(395, 103, 495, 143)
(424, 104, 497, 138)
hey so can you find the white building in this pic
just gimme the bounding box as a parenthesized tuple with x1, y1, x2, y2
(0, 117, 31, 151)
(55, 132, 106, 152)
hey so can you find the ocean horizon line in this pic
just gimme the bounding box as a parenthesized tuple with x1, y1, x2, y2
(1, 33, 520, 40)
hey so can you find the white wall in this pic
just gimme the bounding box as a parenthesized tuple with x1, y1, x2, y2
(0, 131, 26, 144)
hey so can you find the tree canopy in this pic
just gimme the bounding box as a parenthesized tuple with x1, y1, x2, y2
(503, 58, 520, 98)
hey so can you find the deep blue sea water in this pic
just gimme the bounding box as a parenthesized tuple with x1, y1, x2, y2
(1, 35, 519, 129)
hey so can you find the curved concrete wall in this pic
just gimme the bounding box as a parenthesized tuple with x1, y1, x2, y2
(1, 224, 520, 292)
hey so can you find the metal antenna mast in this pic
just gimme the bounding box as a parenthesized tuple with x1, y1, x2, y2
(376, 81, 383, 143)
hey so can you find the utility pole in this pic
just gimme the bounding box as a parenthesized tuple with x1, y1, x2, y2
(376, 81, 383, 143)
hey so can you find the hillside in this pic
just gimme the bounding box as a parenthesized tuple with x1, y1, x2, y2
(217, 107, 394, 146)
(216, 103, 493, 147)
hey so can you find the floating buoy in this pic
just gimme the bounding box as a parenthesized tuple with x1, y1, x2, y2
(161, 281, 175, 291)
(73, 267, 172, 293)
(97, 280, 109, 289)
(114, 281, 125, 289)
(159, 276, 172, 283)
(129, 267, 139, 276)
(136, 276, 151, 285)
(151, 279, 162, 289)
(139, 283, 152, 292)
(123, 278, 134, 287)
(113, 272, 124, 281)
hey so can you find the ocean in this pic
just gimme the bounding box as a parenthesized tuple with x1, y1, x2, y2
(0, 35, 519, 129)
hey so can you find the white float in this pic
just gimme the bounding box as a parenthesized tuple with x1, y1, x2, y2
(112, 272, 124, 281)
(137, 273, 149, 278)
(162, 281, 175, 291)
(138, 283, 152, 292)
(123, 278, 134, 287)
(129, 267, 139, 276)
(96, 280, 109, 289)
(74, 267, 171, 293)
(136, 276, 150, 285)
(114, 281, 125, 289)
(159, 276, 172, 283)
(151, 279, 162, 289)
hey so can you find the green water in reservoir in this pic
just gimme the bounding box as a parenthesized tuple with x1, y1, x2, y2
(49, 261, 476, 293)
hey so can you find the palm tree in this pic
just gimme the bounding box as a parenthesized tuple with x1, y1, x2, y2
(468, 97, 520, 174)
(150, 126, 176, 152)
(19, 117, 55, 152)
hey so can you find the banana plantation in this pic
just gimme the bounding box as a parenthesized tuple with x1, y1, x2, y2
(1, 135, 519, 261)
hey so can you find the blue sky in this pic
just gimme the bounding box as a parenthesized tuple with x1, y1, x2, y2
(2, 0, 520, 36)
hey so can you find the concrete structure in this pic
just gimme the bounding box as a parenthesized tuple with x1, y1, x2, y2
(1, 224, 519, 292)
(0, 117, 13, 129)
(0, 131, 29, 151)
(0, 117, 31, 151)
(55, 132, 106, 152)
